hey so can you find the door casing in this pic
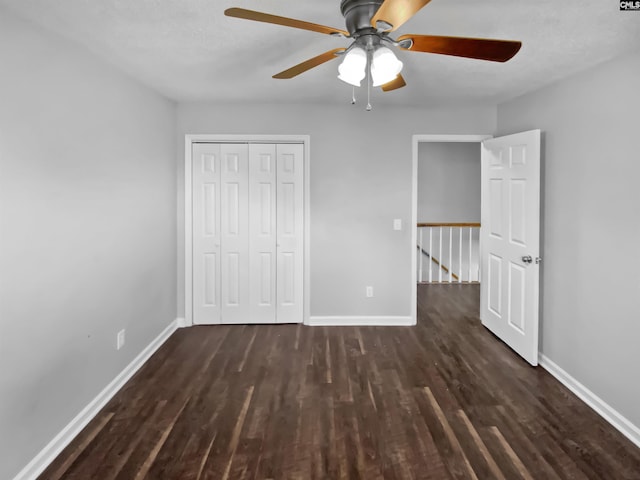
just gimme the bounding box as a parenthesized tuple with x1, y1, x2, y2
(184, 134, 311, 327)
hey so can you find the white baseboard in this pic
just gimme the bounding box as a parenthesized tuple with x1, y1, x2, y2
(176, 317, 188, 328)
(539, 353, 640, 449)
(13, 318, 180, 480)
(307, 316, 415, 326)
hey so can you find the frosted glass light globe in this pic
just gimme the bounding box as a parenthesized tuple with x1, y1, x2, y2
(371, 46, 403, 87)
(338, 47, 367, 87)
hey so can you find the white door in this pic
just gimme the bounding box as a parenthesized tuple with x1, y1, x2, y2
(480, 130, 541, 365)
(248, 144, 277, 323)
(192, 143, 222, 324)
(192, 142, 304, 325)
(220, 144, 250, 324)
(276, 144, 304, 324)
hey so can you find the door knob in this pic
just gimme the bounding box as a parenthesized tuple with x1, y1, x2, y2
(522, 255, 533, 264)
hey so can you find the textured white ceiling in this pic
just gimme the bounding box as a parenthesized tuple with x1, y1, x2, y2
(2, 0, 639, 106)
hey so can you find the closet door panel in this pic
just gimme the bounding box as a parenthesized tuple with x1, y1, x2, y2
(220, 144, 250, 323)
(192, 143, 221, 324)
(248, 144, 277, 323)
(276, 144, 304, 323)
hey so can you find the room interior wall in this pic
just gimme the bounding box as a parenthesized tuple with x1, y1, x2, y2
(417, 142, 481, 223)
(176, 103, 496, 319)
(497, 51, 640, 430)
(0, 9, 178, 479)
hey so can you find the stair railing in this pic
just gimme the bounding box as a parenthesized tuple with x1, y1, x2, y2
(417, 223, 481, 283)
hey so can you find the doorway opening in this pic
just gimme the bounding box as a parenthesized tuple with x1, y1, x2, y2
(410, 135, 491, 318)
(416, 141, 483, 284)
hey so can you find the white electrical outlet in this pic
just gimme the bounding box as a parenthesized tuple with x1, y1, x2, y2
(366, 286, 374, 298)
(116, 329, 125, 350)
(393, 219, 402, 230)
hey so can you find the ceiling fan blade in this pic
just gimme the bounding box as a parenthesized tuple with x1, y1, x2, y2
(371, 0, 432, 32)
(273, 48, 346, 79)
(398, 34, 522, 62)
(381, 74, 407, 92)
(225, 8, 348, 36)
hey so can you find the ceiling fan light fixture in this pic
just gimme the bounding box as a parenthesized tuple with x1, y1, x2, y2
(371, 46, 403, 87)
(338, 47, 367, 86)
(227, 2, 523, 99)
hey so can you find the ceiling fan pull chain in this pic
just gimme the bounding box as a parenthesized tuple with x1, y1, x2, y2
(366, 50, 372, 111)
(352, 86, 356, 105)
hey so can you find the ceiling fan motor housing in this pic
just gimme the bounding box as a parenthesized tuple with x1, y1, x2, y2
(340, 0, 384, 35)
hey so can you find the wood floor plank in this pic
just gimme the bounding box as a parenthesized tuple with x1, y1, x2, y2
(38, 285, 640, 479)
(489, 426, 535, 480)
(41, 412, 114, 480)
(422, 387, 478, 480)
(455, 410, 506, 480)
(221, 385, 255, 480)
(132, 397, 190, 480)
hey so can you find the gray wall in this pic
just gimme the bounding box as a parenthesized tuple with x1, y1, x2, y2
(417, 142, 481, 223)
(497, 51, 640, 429)
(0, 10, 177, 479)
(177, 103, 496, 318)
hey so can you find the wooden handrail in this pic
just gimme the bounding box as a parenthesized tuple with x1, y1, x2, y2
(417, 222, 481, 228)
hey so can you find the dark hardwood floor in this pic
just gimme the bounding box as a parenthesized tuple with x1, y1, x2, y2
(39, 284, 640, 479)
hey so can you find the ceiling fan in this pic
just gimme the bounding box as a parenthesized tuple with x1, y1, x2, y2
(225, 0, 521, 106)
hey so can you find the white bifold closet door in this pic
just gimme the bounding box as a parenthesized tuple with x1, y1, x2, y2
(192, 142, 303, 325)
(275, 144, 304, 324)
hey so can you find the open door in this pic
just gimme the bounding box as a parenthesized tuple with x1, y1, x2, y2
(480, 130, 541, 366)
